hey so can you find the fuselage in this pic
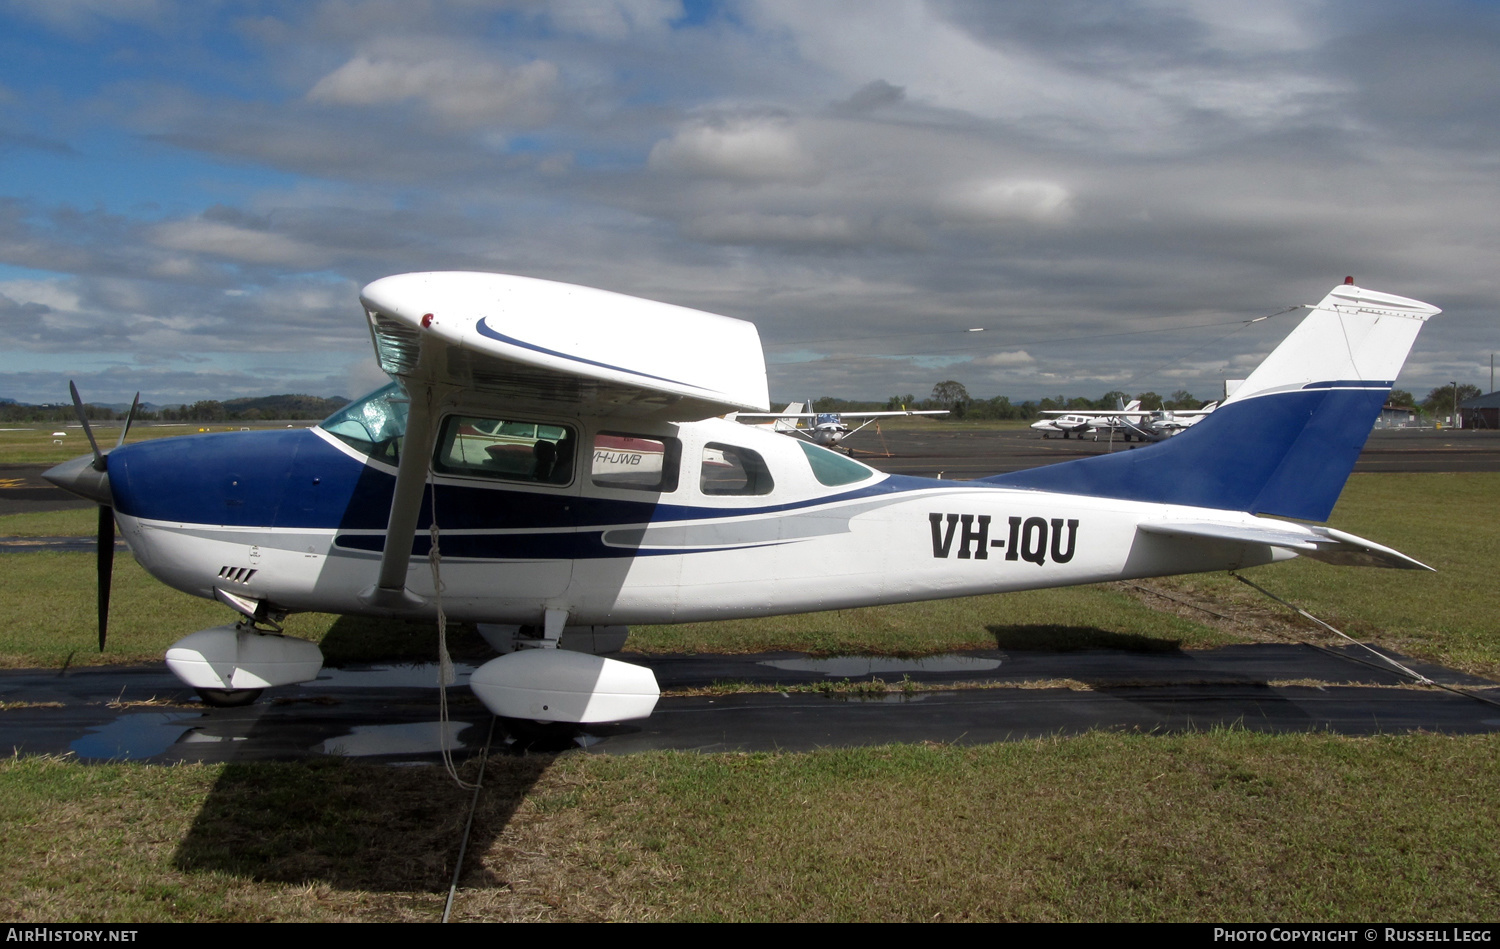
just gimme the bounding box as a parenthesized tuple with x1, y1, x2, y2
(102, 398, 1288, 628)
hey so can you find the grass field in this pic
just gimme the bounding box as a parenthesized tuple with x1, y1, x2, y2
(2, 471, 1498, 921)
(3, 731, 1496, 922)
(0, 422, 311, 466)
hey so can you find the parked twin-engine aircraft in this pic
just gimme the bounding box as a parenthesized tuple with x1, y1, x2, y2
(1129, 402, 1219, 441)
(1031, 401, 1143, 440)
(735, 405, 948, 453)
(46, 274, 1438, 724)
(1035, 399, 1219, 442)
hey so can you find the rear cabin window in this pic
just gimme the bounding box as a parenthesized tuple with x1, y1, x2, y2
(700, 442, 774, 496)
(434, 416, 576, 485)
(591, 433, 680, 492)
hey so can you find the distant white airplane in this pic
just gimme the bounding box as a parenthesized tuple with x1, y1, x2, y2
(737, 402, 806, 434)
(1036, 400, 1219, 442)
(1083, 400, 1145, 441)
(734, 405, 948, 453)
(1132, 403, 1218, 441)
(1032, 400, 1143, 440)
(47, 273, 1437, 728)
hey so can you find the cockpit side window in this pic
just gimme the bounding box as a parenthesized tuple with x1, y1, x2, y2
(319, 382, 409, 464)
(700, 442, 774, 496)
(433, 415, 576, 485)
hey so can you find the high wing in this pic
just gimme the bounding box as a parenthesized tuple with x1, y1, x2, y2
(361, 271, 768, 421)
(357, 271, 770, 608)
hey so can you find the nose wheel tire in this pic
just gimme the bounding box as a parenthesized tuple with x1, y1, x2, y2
(196, 687, 263, 707)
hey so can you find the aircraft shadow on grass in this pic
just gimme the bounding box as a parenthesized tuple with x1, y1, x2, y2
(169, 615, 583, 892)
(171, 748, 555, 892)
(986, 623, 1184, 653)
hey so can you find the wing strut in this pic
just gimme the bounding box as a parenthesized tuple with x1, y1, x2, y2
(363, 356, 457, 610)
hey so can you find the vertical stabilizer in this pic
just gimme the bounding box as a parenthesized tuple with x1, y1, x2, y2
(773, 402, 805, 433)
(1221, 284, 1440, 406)
(985, 283, 1440, 522)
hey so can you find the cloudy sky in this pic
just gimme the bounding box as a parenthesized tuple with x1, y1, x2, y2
(1, 0, 1496, 407)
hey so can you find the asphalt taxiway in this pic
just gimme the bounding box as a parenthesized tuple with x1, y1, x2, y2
(2, 645, 1497, 763)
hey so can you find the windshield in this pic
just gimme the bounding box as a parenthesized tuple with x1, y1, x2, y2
(319, 382, 409, 464)
(797, 440, 876, 487)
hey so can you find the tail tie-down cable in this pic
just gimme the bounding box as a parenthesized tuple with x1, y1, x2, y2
(1232, 573, 1500, 710)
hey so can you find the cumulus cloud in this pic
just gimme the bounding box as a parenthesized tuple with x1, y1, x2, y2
(687, 212, 857, 245)
(149, 218, 328, 268)
(1, 2, 1497, 403)
(937, 180, 1075, 225)
(973, 350, 1036, 368)
(307, 46, 558, 126)
(648, 119, 819, 183)
(547, 0, 683, 40)
(6, 0, 166, 35)
(835, 79, 906, 113)
(0, 280, 80, 314)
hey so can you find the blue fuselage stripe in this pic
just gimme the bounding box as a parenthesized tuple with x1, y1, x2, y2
(106, 429, 949, 540)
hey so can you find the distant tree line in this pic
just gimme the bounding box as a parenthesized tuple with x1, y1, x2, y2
(796, 381, 1491, 424)
(0, 394, 351, 423)
(804, 383, 1217, 422)
(6, 382, 1487, 426)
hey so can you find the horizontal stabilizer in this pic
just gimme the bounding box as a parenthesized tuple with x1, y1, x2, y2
(360, 272, 769, 420)
(1139, 520, 1433, 570)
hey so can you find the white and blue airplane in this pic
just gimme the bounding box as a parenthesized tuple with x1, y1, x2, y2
(46, 273, 1438, 724)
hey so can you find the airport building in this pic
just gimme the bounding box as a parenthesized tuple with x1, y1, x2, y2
(1459, 392, 1500, 430)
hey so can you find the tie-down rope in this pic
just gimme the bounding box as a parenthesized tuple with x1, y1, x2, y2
(1232, 573, 1500, 709)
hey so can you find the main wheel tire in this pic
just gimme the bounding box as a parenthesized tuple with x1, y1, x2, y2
(500, 717, 581, 751)
(196, 687, 263, 708)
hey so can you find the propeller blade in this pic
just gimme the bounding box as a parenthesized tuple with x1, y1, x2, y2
(97, 505, 114, 652)
(115, 392, 140, 451)
(68, 381, 105, 471)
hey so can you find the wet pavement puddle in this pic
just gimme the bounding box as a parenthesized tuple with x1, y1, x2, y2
(71, 711, 206, 760)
